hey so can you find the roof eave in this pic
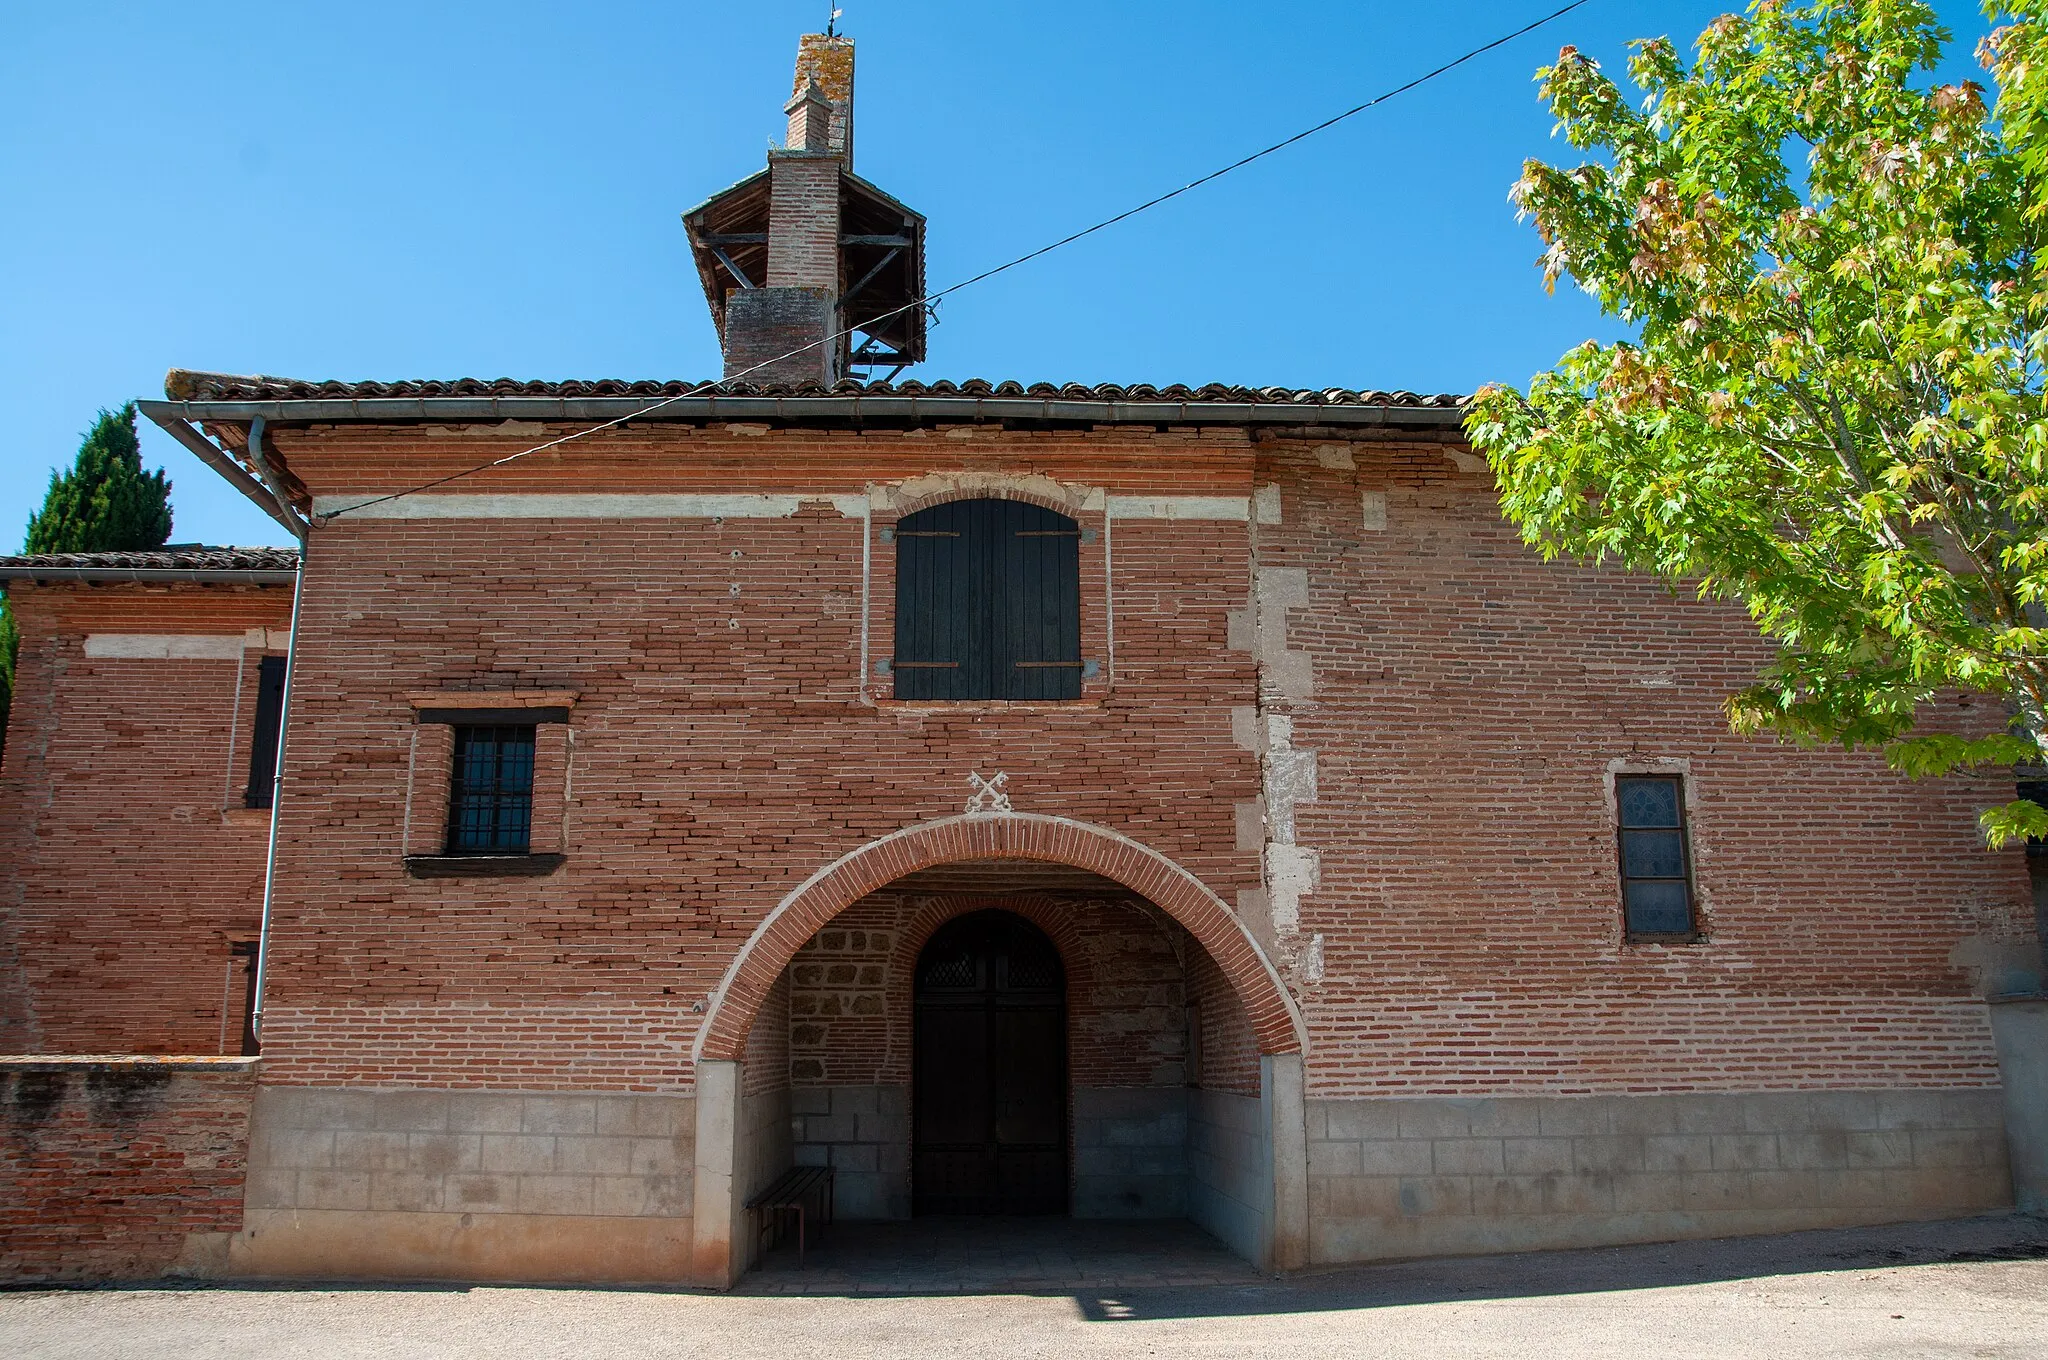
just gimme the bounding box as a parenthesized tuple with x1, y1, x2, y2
(137, 394, 1469, 430)
(0, 565, 298, 586)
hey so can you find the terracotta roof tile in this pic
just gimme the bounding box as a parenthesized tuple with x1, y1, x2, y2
(0, 547, 299, 572)
(164, 370, 1467, 409)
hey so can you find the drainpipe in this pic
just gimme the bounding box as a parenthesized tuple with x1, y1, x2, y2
(245, 414, 305, 1048)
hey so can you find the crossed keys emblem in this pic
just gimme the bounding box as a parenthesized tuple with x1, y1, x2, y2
(965, 771, 1013, 815)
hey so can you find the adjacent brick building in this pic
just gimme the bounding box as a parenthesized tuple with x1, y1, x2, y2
(3, 31, 2041, 1286)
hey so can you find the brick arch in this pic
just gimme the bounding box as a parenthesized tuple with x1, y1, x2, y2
(692, 813, 1305, 1063)
(889, 483, 1090, 519)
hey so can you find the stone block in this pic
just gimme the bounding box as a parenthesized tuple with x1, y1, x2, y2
(1680, 1171, 1752, 1212)
(1711, 1134, 1779, 1171)
(407, 1132, 480, 1176)
(875, 1085, 909, 1119)
(374, 1090, 449, 1132)
(269, 1088, 377, 1132)
(300, 1170, 370, 1211)
(369, 1171, 445, 1213)
(1469, 1175, 1547, 1217)
(1747, 1170, 1824, 1208)
(1609, 1172, 1684, 1213)
(1324, 1176, 1402, 1218)
(1817, 1168, 1892, 1206)
(446, 1174, 515, 1213)
(480, 1134, 556, 1175)
(1503, 1137, 1574, 1175)
(243, 1165, 298, 1209)
(1808, 1090, 1883, 1131)
(1537, 1098, 1613, 1137)
(1666, 1094, 1750, 1135)
(1432, 1139, 1505, 1176)
(1643, 1134, 1713, 1174)
(834, 1085, 880, 1116)
(629, 1136, 685, 1176)
(333, 1130, 411, 1172)
(522, 1097, 597, 1136)
(1308, 1141, 1360, 1177)
(517, 1174, 596, 1216)
(1462, 1100, 1542, 1138)
(1876, 1089, 1949, 1131)
(1543, 1172, 1613, 1215)
(266, 1126, 335, 1170)
(1571, 1136, 1644, 1175)
(555, 1136, 633, 1176)
(1357, 1139, 1433, 1177)
(595, 1095, 686, 1137)
(831, 1142, 880, 1173)
(1397, 1176, 1472, 1218)
(1776, 1130, 1848, 1170)
(1845, 1130, 1915, 1169)
(1324, 1102, 1401, 1141)
(448, 1094, 526, 1134)
(788, 1088, 831, 1116)
(803, 1114, 856, 1143)
(1911, 1128, 1999, 1169)
(855, 1111, 907, 1144)
(1395, 1102, 1471, 1140)
(1607, 1097, 1684, 1136)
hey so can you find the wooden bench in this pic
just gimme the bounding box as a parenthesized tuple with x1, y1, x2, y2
(745, 1164, 835, 1267)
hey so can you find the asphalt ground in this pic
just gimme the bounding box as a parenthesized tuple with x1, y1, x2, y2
(4, 1213, 2046, 1359)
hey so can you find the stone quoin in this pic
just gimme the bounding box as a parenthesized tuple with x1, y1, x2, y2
(0, 30, 2041, 1288)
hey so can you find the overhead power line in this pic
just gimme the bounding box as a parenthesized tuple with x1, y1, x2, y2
(315, 0, 1594, 523)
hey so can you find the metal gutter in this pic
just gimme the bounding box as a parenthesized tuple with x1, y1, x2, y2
(138, 403, 309, 538)
(248, 549, 306, 1049)
(0, 565, 298, 586)
(137, 394, 1468, 430)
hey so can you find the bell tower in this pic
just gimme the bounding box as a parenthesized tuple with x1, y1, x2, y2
(683, 32, 927, 385)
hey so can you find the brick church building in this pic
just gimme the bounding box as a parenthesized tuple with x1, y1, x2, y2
(2, 33, 2041, 1287)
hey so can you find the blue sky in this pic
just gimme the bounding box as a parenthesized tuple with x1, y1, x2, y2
(0, 0, 1999, 548)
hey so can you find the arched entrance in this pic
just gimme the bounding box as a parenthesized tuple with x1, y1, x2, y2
(912, 909, 1067, 1215)
(688, 814, 1309, 1287)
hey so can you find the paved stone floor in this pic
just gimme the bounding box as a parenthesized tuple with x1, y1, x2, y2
(741, 1216, 1261, 1293)
(4, 1214, 2047, 1358)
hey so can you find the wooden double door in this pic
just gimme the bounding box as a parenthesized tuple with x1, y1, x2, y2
(911, 910, 1068, 1215)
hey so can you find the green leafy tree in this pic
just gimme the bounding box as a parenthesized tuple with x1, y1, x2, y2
(2, 403, 171, 757)
(1467, 0, 2048, 850)
(24, 404, 172, 554)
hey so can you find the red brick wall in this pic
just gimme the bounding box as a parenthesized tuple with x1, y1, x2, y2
(1257, 445, 2033, 1095)
(0, 584, 293, 1054)
(0, 1058, 254, 1282)
(257, 424, 1262, 1092)
(229, 419, 2034, 1101)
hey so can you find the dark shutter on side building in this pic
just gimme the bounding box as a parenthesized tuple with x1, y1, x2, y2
(244, 655, 287, 809)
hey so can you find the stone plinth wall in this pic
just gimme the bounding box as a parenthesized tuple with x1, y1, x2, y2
(1074, 1086, 1190, 1218)
(1307, 1089, 2012, 1264)
(1189, 1087, 1269, 1262)
(792, 1083, 909, 1219)
(0, 1056, 256, 1283)
(235, 1086, 695, 1284)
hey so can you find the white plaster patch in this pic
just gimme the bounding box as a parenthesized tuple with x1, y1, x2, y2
(309, 493, 815, 520)
(1449, 450, 1489, 475)
(1360, 490, 1388, 532)
(724, 423, 771, 436)
(1264, 844, 1320, 935)
(1104, 495, 1251, 521)
(1315, 444, 1356, 471)
(1230, 706, 1263, 753)
(1235, 800, 1267, 854)
(84, 634, 245, 661)
(1262, 715, 1318, 846)
(877, 471, 1091, 513)
(1296, 932, 1326, 985)
(1253, 484, 1283, 524)
(241, 628, 292, 649)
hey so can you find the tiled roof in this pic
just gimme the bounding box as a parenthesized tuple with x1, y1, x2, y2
(164, 371, 1467, 408)
(0, 547, 299, 573)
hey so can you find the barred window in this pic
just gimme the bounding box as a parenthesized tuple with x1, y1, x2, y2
(1616, 774, 1696, 938)
(445, 725, 536, 854)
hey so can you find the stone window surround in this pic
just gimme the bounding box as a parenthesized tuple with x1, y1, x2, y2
(402, 691, 577, 878)
(1604, 756, 1708, 947)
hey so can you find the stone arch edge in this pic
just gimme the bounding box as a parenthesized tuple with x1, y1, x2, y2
(689, 812, 1307, 1065)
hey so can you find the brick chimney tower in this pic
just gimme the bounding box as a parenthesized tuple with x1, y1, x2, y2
(683, 32, 927, 386)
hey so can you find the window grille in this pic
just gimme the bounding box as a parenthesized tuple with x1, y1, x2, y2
(445, 725, 537, 854)
(1616, 774, 1696, 938)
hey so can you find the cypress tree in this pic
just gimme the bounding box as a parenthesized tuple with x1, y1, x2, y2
(24, 404, 173, 553)
(3, 403, 172, 757)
